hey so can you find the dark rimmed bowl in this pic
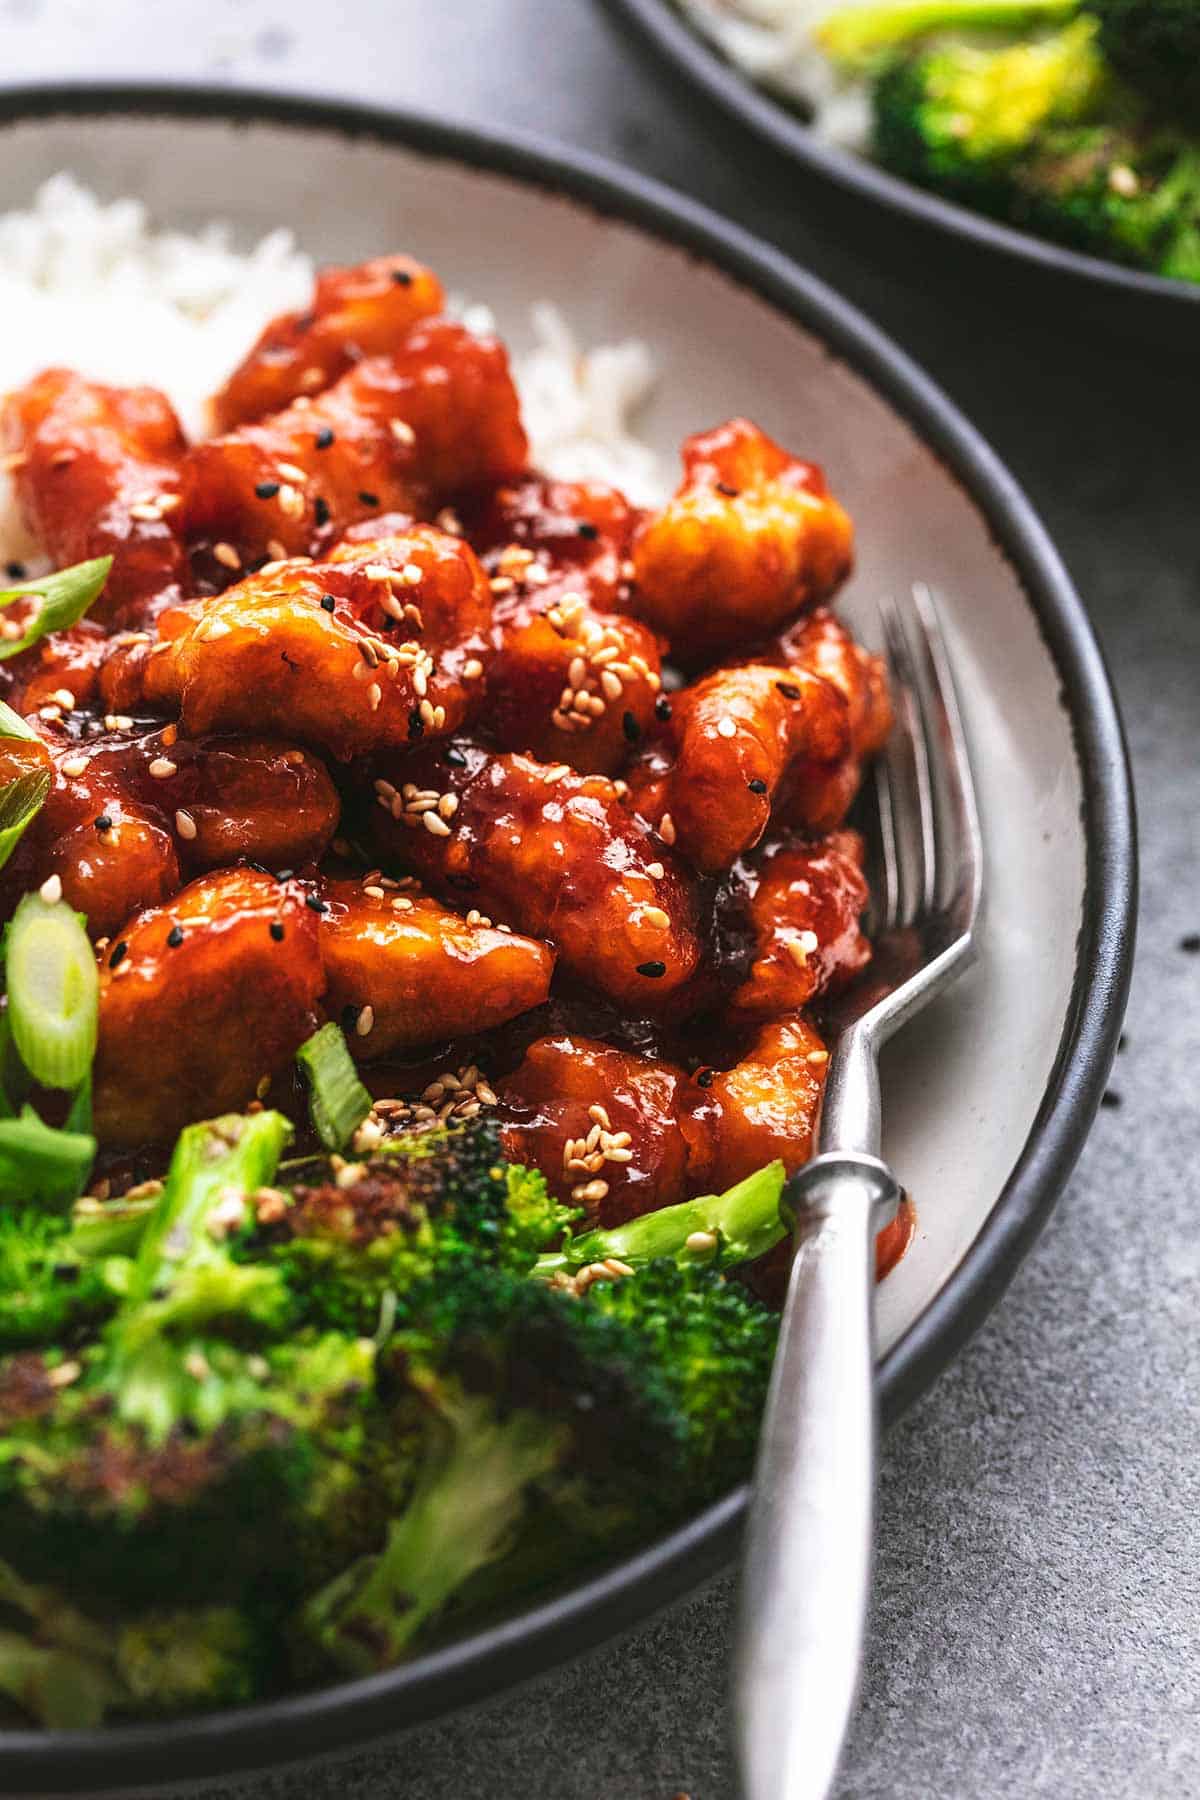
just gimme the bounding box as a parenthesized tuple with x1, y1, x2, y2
(0, 82, 1135, 1797)
(602, 0, 1200, 330)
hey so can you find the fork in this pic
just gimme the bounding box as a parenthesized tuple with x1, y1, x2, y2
(733, 584, 983, 1800)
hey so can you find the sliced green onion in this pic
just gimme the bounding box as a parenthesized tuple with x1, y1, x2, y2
(817, 0, 1073, 62)
(0, 1105, 95, 1209)
(5, 891, 99, 1090)
(296, 1022, 372, 1151)
(0, 769, 51, 876)
(64, 1070, 92, 1136)
(0, 556, 112, 662)
(0, 700, 40, 742)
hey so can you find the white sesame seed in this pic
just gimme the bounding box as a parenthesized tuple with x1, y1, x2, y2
(128, 501, 163, 522)
(147, 757, 177, 779)
(363, 884, 385, 900)
(38, 874, 63, 904)
(367, 682, 383, 711)
(356, 1005, 375, 1038)
(50, 688, 75, 711)
(175, 809, 197, 840)
(659, 812, 677, 845)
(685, 1230, 719, 1256)
(61, 754, 89, 778)
(276, 462, 308, 484)
(213, 542, 241, 570)
(463, 658, 484, 680)
(401, 563, 423, 586)
(716, 716, 737, 739)
(422, 809, 452, 837)
(391, 896, 414, 911)
(643, 906, 670, 930)
(389, 418, 416, 447)
(646, 861, 664, 880)
(807, 1049, 830, 1066)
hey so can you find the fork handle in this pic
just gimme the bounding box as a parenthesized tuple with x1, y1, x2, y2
(734, 1153, 900, 1800)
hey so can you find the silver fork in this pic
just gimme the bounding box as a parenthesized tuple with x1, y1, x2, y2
(734, 583, 983, 1800)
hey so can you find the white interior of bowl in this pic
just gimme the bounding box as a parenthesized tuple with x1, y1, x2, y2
(0, 113, 1086, 1353)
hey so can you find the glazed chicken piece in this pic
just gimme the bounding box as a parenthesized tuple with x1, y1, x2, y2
(461, 473, 640, 615)
(765, 608, 893, 834)
(723, 829, 871, 1020)
(93, 867, 324, 1148)
(184, 319, 527, 565)
(458, 476, 662, 771)
(498, 1034, 701, 1227)
(143, 528, 491, 760)
(211, 253, 445, 430)
(317, 876, 555, 1059)
(1, 370, 189, 626)
(625, 663, 851, 873)
(496, 1014, 828, 1226)
(0, 721, 339, 939)
(691, 1014, 829, 1195)
(630, 419, 853, 660)
(369, 740, 704, 1008)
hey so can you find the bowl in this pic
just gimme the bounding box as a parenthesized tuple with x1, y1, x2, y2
(0, 81, 1135, 1795)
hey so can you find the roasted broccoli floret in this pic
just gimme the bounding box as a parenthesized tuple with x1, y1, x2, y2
(1087, 0, 1200, 118)
(870, 17, 1200, 276)
(0, 1559, 264, 1727)
(259, 1122, 578, 1336)
(0, 1209, 119, 1349)
(301, 1258, 777, 1673)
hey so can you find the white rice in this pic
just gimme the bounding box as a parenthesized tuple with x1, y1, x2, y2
(676, 0, 873, 149)
(0, 173, 663, 570)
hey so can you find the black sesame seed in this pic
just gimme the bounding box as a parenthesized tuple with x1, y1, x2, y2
(320, 593, 337, 612)
(5, 561, 27, 581)
(246, 859, 273, 876)
(269, 920, 286, 942)
(358, 491, 379, 508)
(408, 707, 425, 741)
(576, 521, 599, 540)
(716, 482, 740, 498)
(654, 696, 672, 722)
(276, 869, 294, 881)
(108, 940, 128, 969)
(314, 496, 331, 528)
(1100, 1090, 1123, 1109)
(305, 894, 328, 914)
(444, 745, 468, 767)
(622, 710, 641, 744)
(696, 1067, 715, 1088)
(255, 480, 281, 500)
(166, 925, 184, 948)
(748, 778, 768, 795)
(315, 427, 335, 450)
(94, 814, 113, 832)
(391, 267, 413, 285)
(636, 960, 666, 979)
(1180, 933, 1200, 954)
(776, 681, 802, 701)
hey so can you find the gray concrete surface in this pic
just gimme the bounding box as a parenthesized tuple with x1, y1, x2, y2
(4, 2, 1198, 1795)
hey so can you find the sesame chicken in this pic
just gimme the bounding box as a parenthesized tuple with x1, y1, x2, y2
(370, 740, 704, 1010)
(93, 867, 324, 1147)
(723, 829, 872, 1020)
(142, 528, 491, 759)
(317, 877, 554, 1058)
(630, 418, 854, 659)
(211, 253, 445, 429)
(1, 369, 190, 626)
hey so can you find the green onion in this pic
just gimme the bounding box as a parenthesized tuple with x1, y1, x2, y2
(5, 891, 99, 1090)
(0, 769, 51, 876)
(296, 1022, 372, 1151)
(0, 556, 112, 662)
(817, 0, 1074, 63)
(0, 700, 40, 743)
(0, 1105, 96, 1209)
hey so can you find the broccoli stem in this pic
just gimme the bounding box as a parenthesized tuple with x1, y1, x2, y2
(0, 1562, 125, 1727)
(530, 1159, 787, 1282)
(303, 1388, 567, 1672)
(819, 0, 1076, 62)
(124, 1110, 292, 1313)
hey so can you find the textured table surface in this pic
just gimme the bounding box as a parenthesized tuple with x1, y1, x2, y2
(4, 3, 1198, 1796)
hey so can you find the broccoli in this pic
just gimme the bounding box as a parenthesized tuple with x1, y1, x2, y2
(0, 1209, 120, 1350)
(869, 18, 1200, 276)
(531, 1159, 787, 1283)
(1087, 0, 1200, 119)
(0, 1559, 263, 1727)
(259, 1122, 578, 1336)
(301, 1257, 778, 1673)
